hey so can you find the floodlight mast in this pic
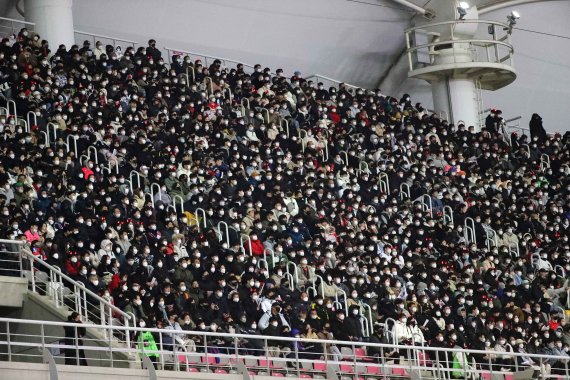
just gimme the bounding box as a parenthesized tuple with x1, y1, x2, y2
(405, 1, 518, 130)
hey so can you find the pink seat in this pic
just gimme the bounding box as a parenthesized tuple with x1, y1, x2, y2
(366, 365, 380, 375)
(259, 359, 274, 368)
(392, 367, 409, 376)
(480, 372, 491, 380)
(504, 375, 513, 380)
(299, 375, 312, 379)
(177, 354, 187, 364)
(214, 369, 228, 374)
(354, 348, 366, 358)
(187, 367, 199, 373)
(202, 356, 218, 365)
(339, 363, 354, 373)
(313, 361, 327, 371)
(272, 373, 285, 377)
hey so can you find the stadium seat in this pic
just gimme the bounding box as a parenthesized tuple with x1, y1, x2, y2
(354, 348, 366, 358)
(340, 347, 354, 359)
(259, 358, 274, 368)
(392, 366, 410, 377)
(313, 362, 327, 371)
(366, 364, 380, 375)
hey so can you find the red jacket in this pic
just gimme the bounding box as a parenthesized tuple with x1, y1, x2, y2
(66, 259, 81, 276)
(248, 239, 265, 256)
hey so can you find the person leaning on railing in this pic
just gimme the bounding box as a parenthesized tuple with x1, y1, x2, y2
(64, 311, 87, 366)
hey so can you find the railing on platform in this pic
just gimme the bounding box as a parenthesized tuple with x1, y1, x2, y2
(0, 239, 133, 337)
(0, 317, 567, 379)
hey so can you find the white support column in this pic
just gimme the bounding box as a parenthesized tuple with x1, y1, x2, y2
(24, 0, 74, 48)
(431, 79, 451, 123)
(432, 77, 479, 128)
(448, 77, 479, 128)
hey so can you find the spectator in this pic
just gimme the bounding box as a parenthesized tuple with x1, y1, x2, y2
(0, 29, 568, 372)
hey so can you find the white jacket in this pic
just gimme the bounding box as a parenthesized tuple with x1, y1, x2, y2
(392, 321, 425, 344)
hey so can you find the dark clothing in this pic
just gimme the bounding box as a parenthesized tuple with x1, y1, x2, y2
(64, 321, 88, 366)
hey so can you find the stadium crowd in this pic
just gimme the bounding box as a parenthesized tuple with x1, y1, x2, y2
(1, 28, 570, 373)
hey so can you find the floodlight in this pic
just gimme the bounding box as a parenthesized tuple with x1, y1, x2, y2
(505, 10, 520, 33)
(457, 2, 469, 20)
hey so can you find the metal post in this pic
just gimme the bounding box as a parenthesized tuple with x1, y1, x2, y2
(75, 325, 79, 365)
(204, 335, 209, 372)
(6, 322, 11, 362)
(100, 302, 106, 331)
(159, 331, 164, 370)
(294, 336, 300, 377)
(109, 321, 114, 368)
(352, 343, 357, 380)
(82, 289, 88, 321)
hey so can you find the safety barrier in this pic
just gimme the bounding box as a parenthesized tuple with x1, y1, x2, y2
(540, 154, 551, 172)
(0, 240, 133, 337)
(204, 76, 213, 95)
(65, 134, 79, 157)
(413, 194, 433, 218)
(464, 217, 477, 245)
(7, 99, 17, 119)
(279, 116, 290, 137)
(334, 288, 348, 315)
(378, 172, 389, 195)
(26, 110, 37, 129)
(79, 145, 98, 166)
(306, 275, 324, 300)
(193, 208, 207, 232)
(359, 301, 373, 338)
(442, 205, 454, 225)
(263, 247, 276, 270)
(240, 234, 252, 256)
(217, 221, 230, 247)
(2, 316, 566, 379)
(74, 30, 139, 49)
(285, 261, 299, 287)
(483, 225, 499, 250)
(298, 128, 307, 153)
(149, 182, 162, 208)
(399, 182, 410, 200)
(0, 16, 35, 36)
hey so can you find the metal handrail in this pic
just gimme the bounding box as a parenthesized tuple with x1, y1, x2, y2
(129, 170, 142, 191)
(217, 221, 230, 247)
(286, 261, 299, 285)
(408, 39, 514, 58)
(464, 217, 477, 245)
(46, 122, 57, 147)
(262, 247, 275, 269)
(164, 47, 256, 71)
(443, 205, 454, 225)
(74, 30, 139, 46)
(413, 194, 433, 217)
(304, 74, 363, 92)
(378, 172, 390, 194)
(1, 316, 567, 377)
(0, 16, 36, 26)
(17, 246, 132, 325)
(405, 19, 511, 34)
(194, 207, 207, 232)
